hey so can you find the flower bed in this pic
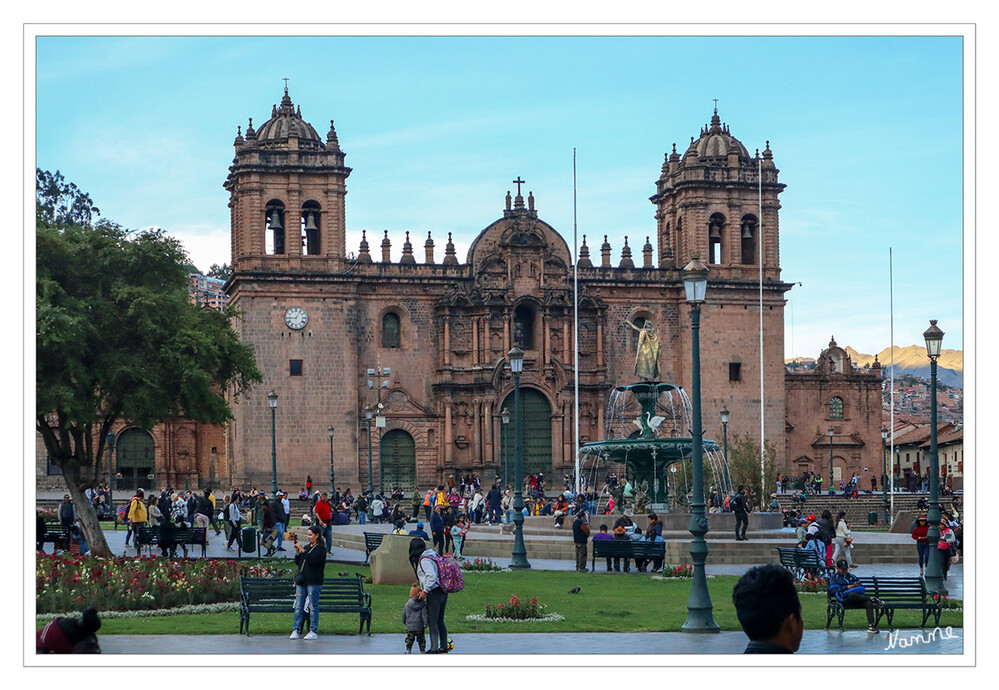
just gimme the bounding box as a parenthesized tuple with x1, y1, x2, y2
(794, 577, 826, 594)
(650, 564, 694, 580)
(36, 553, 282, 614)
(482, 594, 550, 620)
(461, 558, 504, 572)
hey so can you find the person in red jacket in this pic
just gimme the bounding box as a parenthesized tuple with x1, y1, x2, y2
(313, 493, 334, 555)
(37, 607, 101, 653)
(910, 515, 930, 576)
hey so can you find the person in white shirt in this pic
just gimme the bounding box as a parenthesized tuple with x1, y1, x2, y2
(371, 496, 385, 523)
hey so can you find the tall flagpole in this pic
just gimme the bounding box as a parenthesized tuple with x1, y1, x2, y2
(889, 247, 895, 520)
(573, 148, 581, 496)
(758, 154, 765, 493)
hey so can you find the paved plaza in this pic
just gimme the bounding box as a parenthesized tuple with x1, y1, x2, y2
(102, 629, 963, 656)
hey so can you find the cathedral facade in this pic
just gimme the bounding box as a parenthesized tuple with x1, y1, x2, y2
(222, 89, 793, 493)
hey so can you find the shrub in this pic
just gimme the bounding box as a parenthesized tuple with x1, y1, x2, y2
(36, 553, 282, 614)
(794, 577, 826, 594)
(462, 558, 502, 572)
(483, 594, 547, 620)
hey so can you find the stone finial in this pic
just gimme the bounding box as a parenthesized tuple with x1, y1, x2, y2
(425, 231, 435, 264)
(245, 118, 256, 139)
(505, 191, 512, 211)
(234, 125, 244, 146)
(327, 119, 341, 149)
(619, 236, 635, 269)
(577, 235, 592, 268)
(357, 230, 372, 263)
(381, 230, 392, 263)
(643, 236, 654, 269)
(400, 231, 416, 264)
(601, 235, 612, 268)
(528, 192, 535, 211)
(442, 231, 459, 266)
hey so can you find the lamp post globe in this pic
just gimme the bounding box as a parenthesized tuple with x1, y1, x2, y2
(922, 320, 945, 595)
(680, 256, 718, 633)
(267, 391, 279, 494)
(507, 346, 530, 569)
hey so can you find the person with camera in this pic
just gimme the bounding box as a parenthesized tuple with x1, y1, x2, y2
(290, 525, 327, 640)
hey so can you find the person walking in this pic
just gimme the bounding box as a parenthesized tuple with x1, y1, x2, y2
(485, 484, 502, 524)
(225, 494, 244, 551)
(572, 510, 590, 572)
(314, 493, 334, 553)
(409, 538, 449, 654)
(832, 510, 856, 568)
(430, 504, 445, 554)
(126, 489, 148, 552)
(910, 515, 930, 575)
(271, 492, 288, 552)
(937, 520, 957, 581)
(290, 525, 327, 640)
(732, 485, 749, 541)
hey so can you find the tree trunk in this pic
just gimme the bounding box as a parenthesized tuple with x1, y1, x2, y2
(62, 464, 113, 558)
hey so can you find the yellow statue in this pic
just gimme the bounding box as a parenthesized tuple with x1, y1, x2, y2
(625, 319, 660, 381)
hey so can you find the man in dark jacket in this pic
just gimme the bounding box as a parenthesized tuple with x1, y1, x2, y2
(486, 484, 502, 524)
(291, 525, 327, 640)
(732, 564, 803, 653)
(572, 511, 590, 572)
(429, 504, 445, 553)
(59, 495, 75, 529)
(829, 559, 880, 633)
(732, 486, 749, 540)
(271, 492, 288, 551)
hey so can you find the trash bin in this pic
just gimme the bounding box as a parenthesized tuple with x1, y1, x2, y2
(241, 525, 256, 553)
(868, 510, 878, 525)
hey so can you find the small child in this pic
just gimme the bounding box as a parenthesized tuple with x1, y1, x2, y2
(402, 583, 429, 653)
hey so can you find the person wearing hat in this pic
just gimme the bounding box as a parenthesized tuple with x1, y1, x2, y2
(828, 559, 880, 633)
(910, 515, 930, 576)
(795, 517, 809, 546)
(732, 564, 803, 653)
(409, 521, 430, 540)
(611, 523, 631, 572)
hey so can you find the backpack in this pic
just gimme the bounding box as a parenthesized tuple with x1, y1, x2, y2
(730, 494, 743, 513)
(427, 553, 464, 593)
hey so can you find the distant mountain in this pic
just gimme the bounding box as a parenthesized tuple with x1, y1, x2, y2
(845, 345, 963, 389)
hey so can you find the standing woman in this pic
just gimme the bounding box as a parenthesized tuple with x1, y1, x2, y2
(832, 511, 856, 568)
(911, 515, 930, 575)
(147, 494, 163, 526)
(291, 525, 327, 640)
(937, 519, 957, 581)
(306, 475, 313, 495)
(409, 538, 449, 654)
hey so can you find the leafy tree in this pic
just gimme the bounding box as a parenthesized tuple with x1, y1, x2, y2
(36, 172, 261, 557)
(726, 434, 779, 508)
(36, 168, 100, 226)
(206, 263, 232, 281)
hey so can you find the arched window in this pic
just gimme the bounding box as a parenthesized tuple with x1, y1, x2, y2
(301, 201, 321, 256)
(382, 312, 401, 348)
(740, 214, 757, 265)
(513, 304, 534, 350)
(708, 213, 725, 264)
(829, 397, 844, 420)
(265, 200, 286, 255)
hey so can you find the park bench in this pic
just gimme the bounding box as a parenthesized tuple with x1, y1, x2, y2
(136, 526, 208, 558)
(591, 540, 666, 572)
(826, 576, 942, 630)
(775, 547, 835, 581)
(363, 532, 384, 562)
(41, 521, 70, 551)
(238, 576, 372, 636)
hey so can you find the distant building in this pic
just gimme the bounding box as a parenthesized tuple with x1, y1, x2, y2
(784, 338, 883, 489)
(189, 273, 229, 311)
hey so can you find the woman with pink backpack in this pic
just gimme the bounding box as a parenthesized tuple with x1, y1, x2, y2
(409, 538, 458, 654)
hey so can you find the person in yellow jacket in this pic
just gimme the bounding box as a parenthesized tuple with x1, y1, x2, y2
(126, 489, 148, 552)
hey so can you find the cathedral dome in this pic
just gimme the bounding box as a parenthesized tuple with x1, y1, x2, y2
(686, 107, 750, 160)
(253, 88, 324, 147)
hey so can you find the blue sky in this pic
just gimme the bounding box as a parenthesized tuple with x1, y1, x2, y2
(34, 35, 965, 358)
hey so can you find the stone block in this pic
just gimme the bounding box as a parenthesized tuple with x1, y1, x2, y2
(370, 534, 427, 586)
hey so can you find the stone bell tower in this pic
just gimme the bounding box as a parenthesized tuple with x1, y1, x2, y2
(224, 86, 351, 273)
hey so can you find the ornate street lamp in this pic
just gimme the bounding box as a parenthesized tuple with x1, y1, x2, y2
(501, 407, 511, 488)
(828, 427, 835, 496)
(720, 407, 731, 492)
(327, 426, 336, 494)
(268, 391, 279, 494)
(881, 427, 890, 524)
(376, 407, 386, 496)
(923, 319, 945, 594)
(508, 346, 530, 569)
(680, 257, 718, 633)
(364, 406, 374, 495)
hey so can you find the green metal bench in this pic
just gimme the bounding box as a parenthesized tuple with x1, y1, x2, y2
(776, 546, 834, 581)
(363, 532, 384, 562)
(136, 526, 207, 557)
(826, 576, 942, 630)
(238, 576, 372, 636)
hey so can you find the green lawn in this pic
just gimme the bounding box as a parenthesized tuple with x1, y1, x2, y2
(47, 565, 961, 636)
